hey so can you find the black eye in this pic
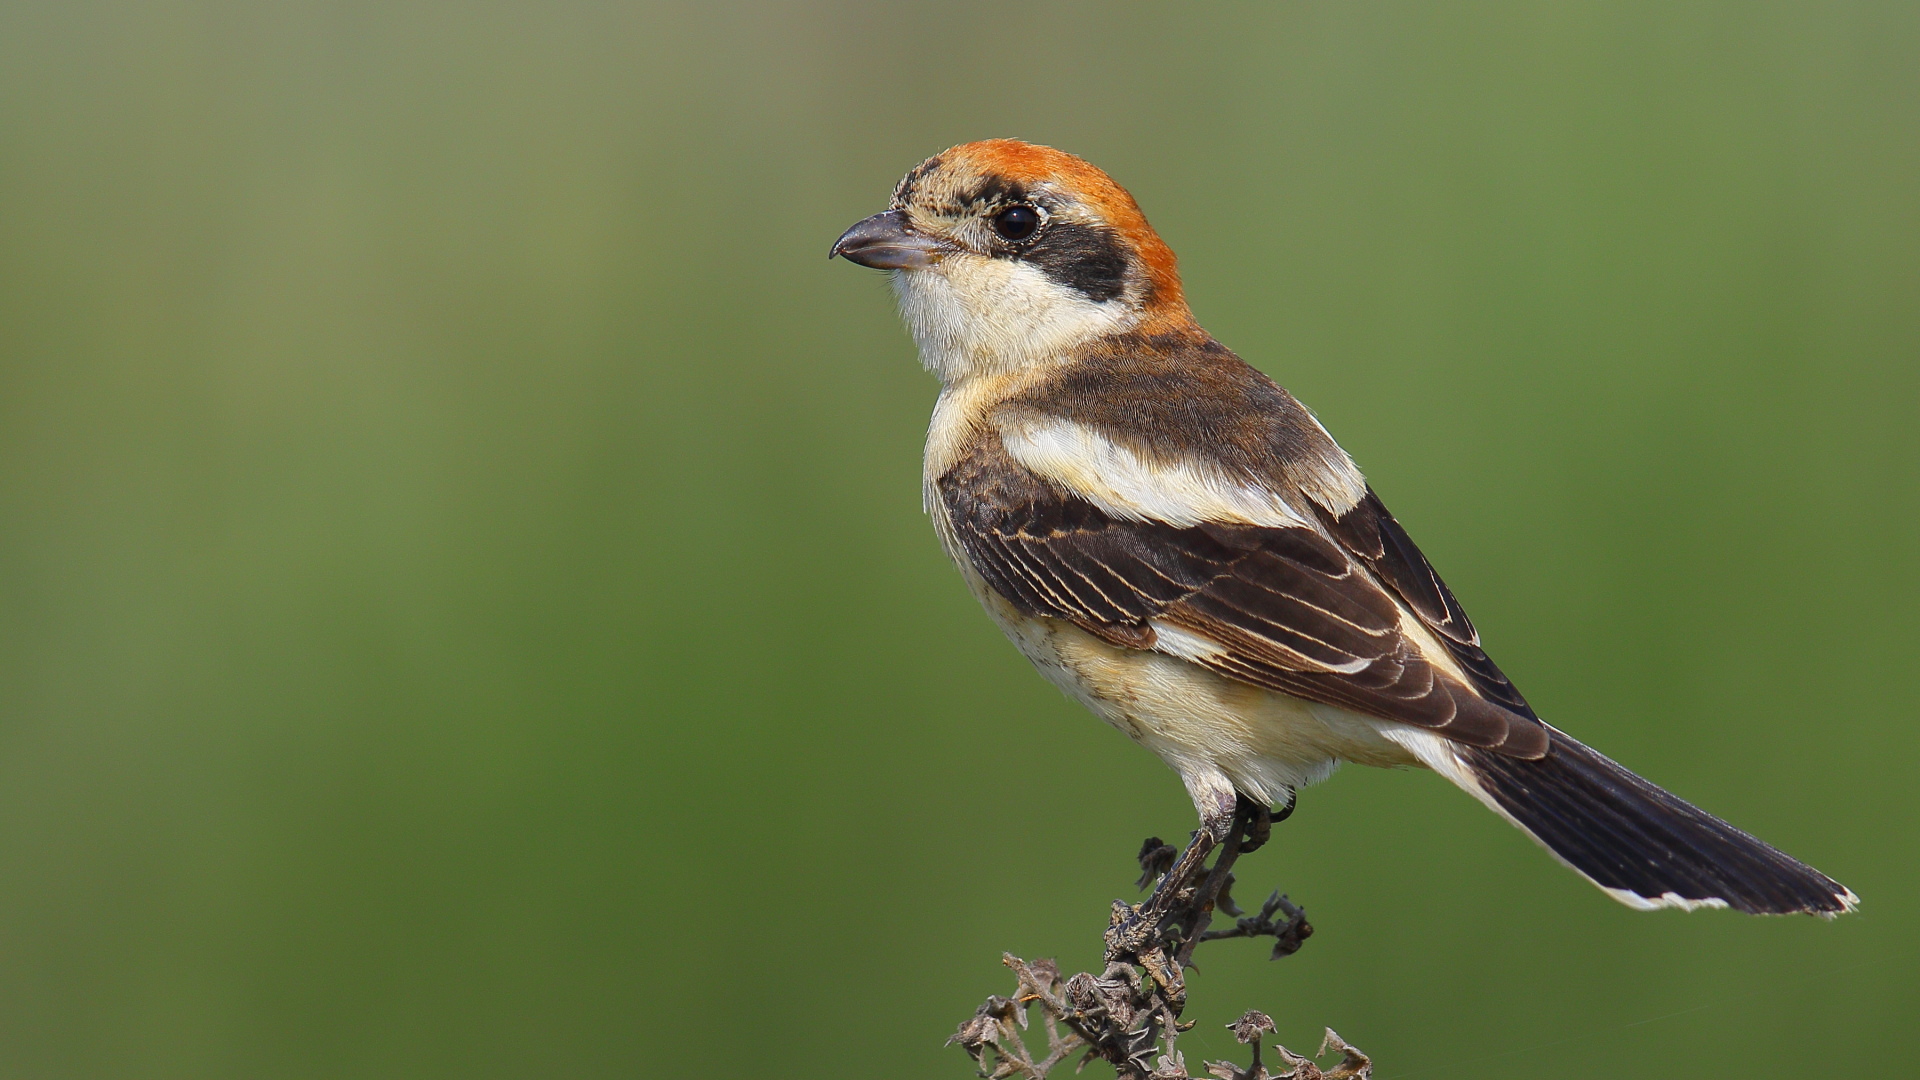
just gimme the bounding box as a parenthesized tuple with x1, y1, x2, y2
(991, 204, 1040, 243)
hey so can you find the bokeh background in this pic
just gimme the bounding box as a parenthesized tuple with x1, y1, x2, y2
(0, 2, 1915, 1077)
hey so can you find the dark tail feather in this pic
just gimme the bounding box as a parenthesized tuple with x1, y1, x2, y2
(1454, 727, 1856, 916)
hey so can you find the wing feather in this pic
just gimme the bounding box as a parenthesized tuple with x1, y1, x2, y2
(939, 445, 1547, 758)
(1323, 490, 1537, 718)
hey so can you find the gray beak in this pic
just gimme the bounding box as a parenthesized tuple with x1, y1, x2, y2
(829, 210, 944, 270)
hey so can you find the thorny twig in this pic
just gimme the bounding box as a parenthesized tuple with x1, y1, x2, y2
(948, 798, 1369, 1080)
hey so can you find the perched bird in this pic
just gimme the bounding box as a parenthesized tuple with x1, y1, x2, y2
(832, 139, 1855, 917)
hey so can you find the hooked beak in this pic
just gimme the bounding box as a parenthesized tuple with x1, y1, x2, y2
(829, 210, 945, 270)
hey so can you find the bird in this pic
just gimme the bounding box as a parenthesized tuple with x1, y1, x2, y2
(831, 138, 1855, 918)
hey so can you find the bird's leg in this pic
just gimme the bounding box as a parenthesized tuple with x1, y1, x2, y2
(1147, 792, 1238, 917)
(1187, 796, 1313, 964)
(1108, 793, 1303, 1009)
(1169, 795, 1275, 968)
(1105, 794, 1236, 967)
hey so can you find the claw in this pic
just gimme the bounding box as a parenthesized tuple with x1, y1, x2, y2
(1238, 797, 1273, 854)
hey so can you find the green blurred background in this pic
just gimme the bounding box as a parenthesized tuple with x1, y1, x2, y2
(0, 2, 1914, 1076)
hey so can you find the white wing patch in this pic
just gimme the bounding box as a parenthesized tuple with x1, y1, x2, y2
(997, 414, 1311, 528)
(1148, 621, 1231, 663)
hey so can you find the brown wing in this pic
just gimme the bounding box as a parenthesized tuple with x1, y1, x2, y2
(1322, 487, 1538, 722)
(938, 450, 1548, 758)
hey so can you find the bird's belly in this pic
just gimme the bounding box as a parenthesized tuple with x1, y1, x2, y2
(965, 575, 1420, 806)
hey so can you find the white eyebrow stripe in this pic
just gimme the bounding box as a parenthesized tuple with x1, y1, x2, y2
(997, 415, 1311, 529)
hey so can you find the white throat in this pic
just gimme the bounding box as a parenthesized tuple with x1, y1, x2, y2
(892, 258, 1136, 384)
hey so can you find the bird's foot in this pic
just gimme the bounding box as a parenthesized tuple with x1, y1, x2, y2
(1237, 795, 1288, 855)
(1115, 794, 1308, 972)
(1237, 816, 1270, 855)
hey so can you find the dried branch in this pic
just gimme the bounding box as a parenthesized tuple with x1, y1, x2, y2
(949, 800, 1371, 1080)
(1200, 891, 1312, 960)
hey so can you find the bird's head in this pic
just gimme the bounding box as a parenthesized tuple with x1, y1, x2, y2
(832, 140, 1195, 381)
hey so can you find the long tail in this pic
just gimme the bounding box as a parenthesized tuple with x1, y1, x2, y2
(1384, 724, 1857, 916)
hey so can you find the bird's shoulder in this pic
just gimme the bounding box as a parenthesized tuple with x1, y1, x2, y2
(930, 329, 1368, 527)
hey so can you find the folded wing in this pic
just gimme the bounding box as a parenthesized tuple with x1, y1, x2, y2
(938, 445, 1548, 758)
